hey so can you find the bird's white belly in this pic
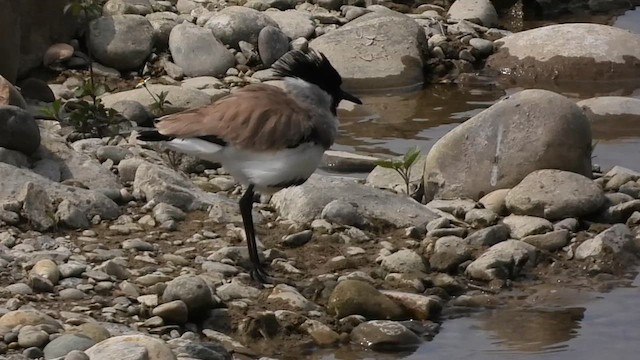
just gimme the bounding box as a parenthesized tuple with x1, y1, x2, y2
(220, 142, 325, 194)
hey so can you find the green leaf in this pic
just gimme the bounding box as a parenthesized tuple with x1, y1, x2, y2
(374, 159, 397, 169)
(403, 147, 421, 169)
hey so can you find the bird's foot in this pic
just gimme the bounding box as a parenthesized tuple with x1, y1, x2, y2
(250, 264, 275, 288)
(250, 267, 297, 288)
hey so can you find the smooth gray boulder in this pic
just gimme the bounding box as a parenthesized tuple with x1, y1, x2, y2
(101, 84, 212, 114)
(0, 163, 120, 224)
(88, 15, 154, 71)
(264, 9, 316, 39)
(146, 11, 179, 49)
(447, 0, 499, 27)
(270, 174, 438, 228)
(133, 162, 236, 212)
(169, 22, 236, 77)
(422, 89, 593, 201)
(205, 6, 279, 49)
(0, 105, 40, 155)
(578, 96, 640, 139)
(486, 23, 640, 88)
(309, 8, 428, 91)
(258, 26, 289, 67)
(505, 169, 606, 220)
(35, 129, 122, 192)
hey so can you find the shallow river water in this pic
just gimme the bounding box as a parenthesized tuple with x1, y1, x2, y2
(322, 7, 640, 360)
(315, 270, 640, 360)
(332, 6, 640, 174)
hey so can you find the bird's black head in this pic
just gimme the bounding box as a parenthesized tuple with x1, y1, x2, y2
(272, 49, 362, 114)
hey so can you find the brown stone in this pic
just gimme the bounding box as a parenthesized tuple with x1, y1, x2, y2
(43, 43, 75, 67)
(0, 75, 27, 108)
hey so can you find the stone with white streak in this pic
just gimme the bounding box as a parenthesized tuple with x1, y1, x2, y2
(422, 89, 592, 201)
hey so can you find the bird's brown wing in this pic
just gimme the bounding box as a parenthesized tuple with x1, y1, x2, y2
(154, 84, 314, 151)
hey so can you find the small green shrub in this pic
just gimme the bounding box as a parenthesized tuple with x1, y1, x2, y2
(374, 146, 422, 196)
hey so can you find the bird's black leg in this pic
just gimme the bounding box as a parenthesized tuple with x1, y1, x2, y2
(239, 184, 271, 284)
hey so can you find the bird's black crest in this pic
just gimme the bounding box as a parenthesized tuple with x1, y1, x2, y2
(272, 49, 343, 100)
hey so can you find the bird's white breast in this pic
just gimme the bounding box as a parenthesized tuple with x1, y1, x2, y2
(220, 142, 326, 194)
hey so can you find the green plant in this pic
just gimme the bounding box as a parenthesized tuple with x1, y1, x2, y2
(41, 0, 124, 138)
(64, 0, 103, 103)
(136, 77, 173, 116)
(375, 146, 422, 195)
(41, 99, 64, 121)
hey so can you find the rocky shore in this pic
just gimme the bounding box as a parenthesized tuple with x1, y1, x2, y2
(1, 0, 640, 359)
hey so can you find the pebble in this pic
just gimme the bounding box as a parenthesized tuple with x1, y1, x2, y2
(327, 280, 406, 320)
(43, 334, 96, 359)
(281, 230, 313, 247)
(351, 320, 421, 351)
(152, 300, 189, 324)
(18, 328, 50, 348)
(381, 249, 427, 273)
(23, 346, 44, 359)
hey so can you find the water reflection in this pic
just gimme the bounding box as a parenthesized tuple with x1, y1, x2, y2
(334, 78, 640, 173)
(476, 308, 585, 353)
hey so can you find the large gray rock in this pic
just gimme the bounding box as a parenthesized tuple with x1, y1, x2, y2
(35, 129, 122, 192)
(422, 89, 593, 201)
(0, 105, 40, 155)
(505, 169, 606, 220)
(310, 8, 428, 91)
(0, 163, 120, 224)
(447, 0, 499, 26)
(101, 84, 212, 114)
(486, 23, 640, 88)
(169, 22, 236, 77)
(574, 224, 637, 260)
(270, 174, 438, 228)
(146, 11, 180, 49)
(132, 162, 238, 213)
(258, 26, 290, 67)
(465, 240, 537, 281)
(264, 9, 316, 39)
(88, 15, 154, 71)
(578, 96, 640, 119)
(577, 96, 640, 139)
(204, 6, 279, 49)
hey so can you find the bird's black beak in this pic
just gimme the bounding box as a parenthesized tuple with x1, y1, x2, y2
(340, 89, 362, 105)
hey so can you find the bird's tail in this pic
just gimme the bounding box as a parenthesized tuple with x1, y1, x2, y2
(137, 129, 174, 142)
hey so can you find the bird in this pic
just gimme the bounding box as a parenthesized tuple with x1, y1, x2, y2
(137, 49, 362, 284)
